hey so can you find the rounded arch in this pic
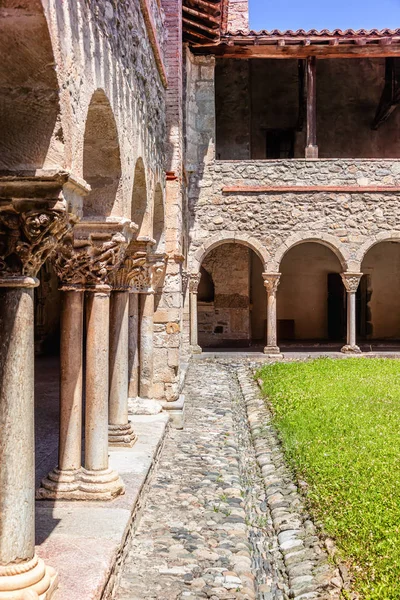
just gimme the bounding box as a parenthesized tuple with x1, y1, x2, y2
(355, 232, 400, 270)
(271, 233, 350, 272)
(82, 89, 121, 218)
(131, 158, 151, 237)
(191, 233, 270, 273)
(0, 0, 62, 171)
(153, 182, 165, 252)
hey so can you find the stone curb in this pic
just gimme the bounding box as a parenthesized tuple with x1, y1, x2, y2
(236, 366, 346, 600)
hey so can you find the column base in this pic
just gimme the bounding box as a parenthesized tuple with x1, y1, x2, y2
(162, 394, 185, 429)
(341, 344, 362, 354)
(190, 344, 202, 355)
(0, 554, 58, 600)
(36, 468, 81, 500)
(37, 467, 125, 501)
(128, 397, 163, 415)
(78, 468, 125, 500)
(263, 346, 283, 358)
(108, 422, 137, 447)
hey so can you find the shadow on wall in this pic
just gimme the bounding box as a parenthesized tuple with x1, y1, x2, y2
(131, 158, 151, 236)
(0, 0, 62, 171)
(83, 89, 122, 218)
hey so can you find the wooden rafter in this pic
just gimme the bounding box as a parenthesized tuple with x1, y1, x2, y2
(372, 58, 400, 129)
(182, 0, 222, 44)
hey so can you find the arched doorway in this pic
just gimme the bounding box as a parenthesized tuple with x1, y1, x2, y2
(0, 0, 61, 171)
(83, 90, 122, 218)
(278, 242, 345, 346)
(359, 241, 400, 343)
(197, 242, 266, 349)
(131, 158, 151, 236)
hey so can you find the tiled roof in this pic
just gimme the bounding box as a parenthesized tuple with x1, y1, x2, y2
(226, 28, 400, 39)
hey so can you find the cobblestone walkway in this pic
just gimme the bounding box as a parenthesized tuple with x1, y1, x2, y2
(114, 360, 340, 600)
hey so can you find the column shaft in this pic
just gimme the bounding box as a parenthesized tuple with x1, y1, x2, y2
(267, 292, 278, 348)
(139, 293, 154, 399)
(109, 291, 136, 446)
(190, 290, 200, 349)
(128, 292, 140, 398)
(59, 291, 84, 471)
(0, 283, 57, 597)
(348, 292, 357, 348)
(0, 287, 35, 564)
(85, 291, 110, 470)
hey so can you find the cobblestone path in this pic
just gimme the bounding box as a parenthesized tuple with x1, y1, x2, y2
(115, 361, 288, 600)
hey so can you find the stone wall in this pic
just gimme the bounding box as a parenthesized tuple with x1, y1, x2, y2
(225, 0, 249, 32)
(188, 158, 400, 272)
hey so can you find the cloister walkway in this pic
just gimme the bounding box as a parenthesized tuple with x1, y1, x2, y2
(114, 360, 340, 600)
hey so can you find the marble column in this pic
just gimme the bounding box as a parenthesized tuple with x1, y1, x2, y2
(128, 292, 140, 398)
(263, 273, 283, 356)
(37, 289, 84, 498)
(0, 194, 69, 598)
(139, 291, 155, 398)
(189, 273, 202, 354)
(341, 272, 363, 354)
(109, 289, 136, 446)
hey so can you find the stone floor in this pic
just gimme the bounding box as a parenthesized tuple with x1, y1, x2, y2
(114, 360, 342, 600)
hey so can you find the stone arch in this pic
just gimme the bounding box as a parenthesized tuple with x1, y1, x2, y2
(82, 89, 122, 218)
(153, 183, 165, 252)
(271, 233, 350, 272)
(131, 158, 151, 237)
(191, 233, 269, 273)
(355, 232, 400, 270)
(0, 0, 62, 170)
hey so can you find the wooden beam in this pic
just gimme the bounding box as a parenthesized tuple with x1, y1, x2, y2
(139, 0, 167, 88)
(305, 56, 318, 158)
(191, 42, 400, 59)
(297, 60, 306, 131)
(372, 58, 400, 129)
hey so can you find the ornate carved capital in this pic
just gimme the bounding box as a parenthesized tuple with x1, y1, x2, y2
(341, 272, 363, 293)
(113, 250, 149, 292)
(53, 224, 129, 289)
(0, 202, 71, 281)
(149, 253, 168, 292)
(189, 272, 202, 293)
(263, 273, 281, 296)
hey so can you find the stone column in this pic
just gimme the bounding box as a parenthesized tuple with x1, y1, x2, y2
(139, 291, 155, 398)
(341, 272, 363, 354)
(108, 288, 136, 447)
(37, 289, 84, 499)
(263, 273, 283, 357)
(39, 222, 130, 500)
(189, 273, 202, 354)
(0, 194, 69, 598)
(128, 292, 140, 398)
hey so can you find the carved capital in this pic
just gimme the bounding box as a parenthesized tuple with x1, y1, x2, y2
(0, 202, 71, 281)
(189, 272, 202, 293)
(53, 224, 129, 289)
(263, 273, 281, 296)
(149, 253, 168, 292)
(341, 272, 363, 293)
(114, 250, 149, 292)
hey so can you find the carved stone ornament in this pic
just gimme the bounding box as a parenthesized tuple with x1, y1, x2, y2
(150, 253, 168, 291)
(341, 272, 363, 293)
(262, 273, 281, 295)
(189, 272, 201, 293)
(0, 203, 70, 279)
(53, 230, 128, 289)
(111, 250, 148, 291)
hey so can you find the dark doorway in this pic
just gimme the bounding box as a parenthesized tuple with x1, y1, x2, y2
(327, 273, 346, 341)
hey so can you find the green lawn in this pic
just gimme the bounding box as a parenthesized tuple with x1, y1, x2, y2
(256, 358, 400, 600)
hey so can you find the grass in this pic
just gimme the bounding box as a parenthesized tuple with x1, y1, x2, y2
(256, 358, 400, 600)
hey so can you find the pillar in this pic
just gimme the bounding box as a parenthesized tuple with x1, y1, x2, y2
(37, 290, 84, 498)
(263, 273, 283, 357)
(305, 56, 318, 159)
(0, 279, 58, 598)
(109, 290, 136, 446)
(139, 292, 155, 398)
(80, 287, 125, 499)
(128, 292, 140, 398)
(189, 273, 202, 354)
(341, 273, 363, 354)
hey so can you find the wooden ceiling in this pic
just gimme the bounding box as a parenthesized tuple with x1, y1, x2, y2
(182, 0, 223, 45)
